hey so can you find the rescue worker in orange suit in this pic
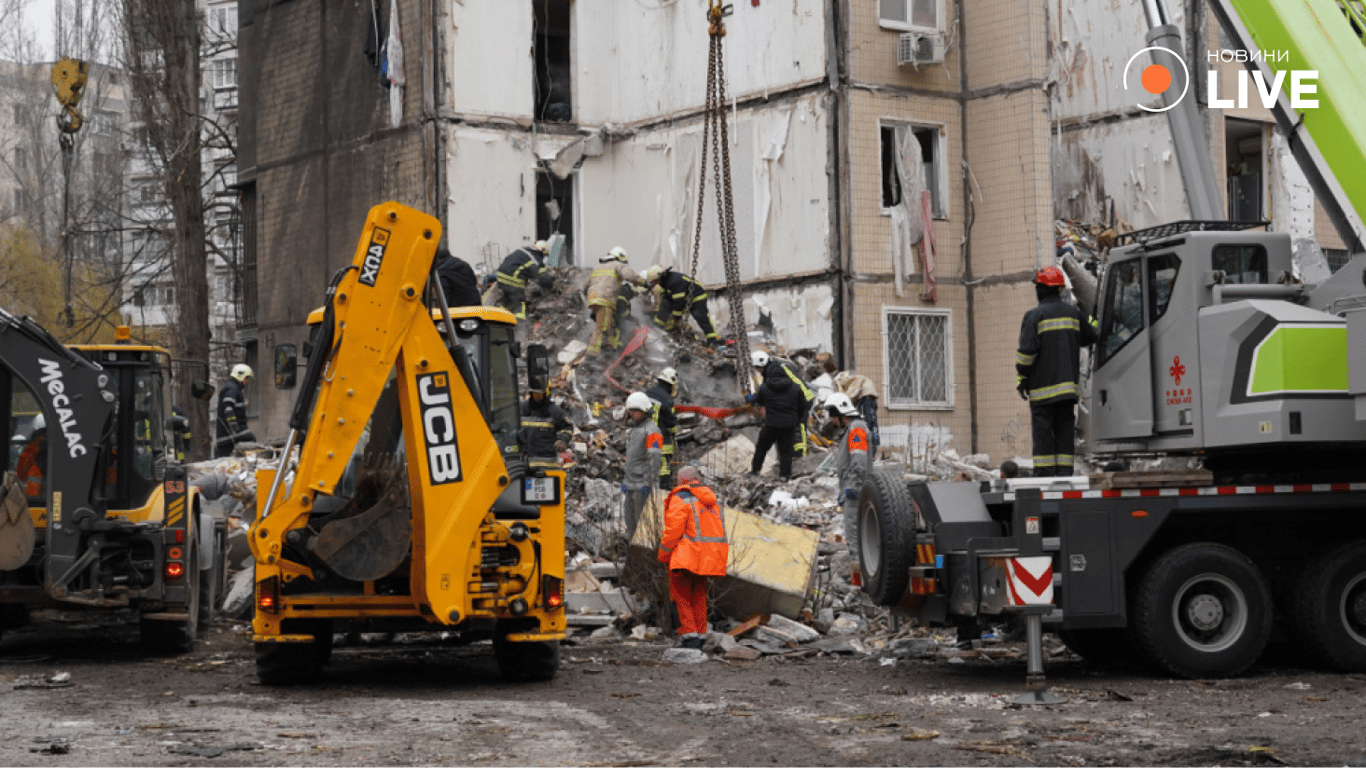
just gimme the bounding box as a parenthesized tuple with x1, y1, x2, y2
(657, 466, 728, 650)
(1016, 265, 1097, 476)
(827, 393, 871, 562)
(15, 416, 47, 501)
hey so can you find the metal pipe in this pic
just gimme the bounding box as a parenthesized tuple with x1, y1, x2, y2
(259, 428, 299, 523)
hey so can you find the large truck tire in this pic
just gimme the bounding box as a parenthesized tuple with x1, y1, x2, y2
(255, 619, 332, 685)
(857, 471, 914, 606)
(494, 622, 560, 682)
(1132, 543, 1272, 678)
(1292, 541, 1366, 672)
(140, 540, 201, 655)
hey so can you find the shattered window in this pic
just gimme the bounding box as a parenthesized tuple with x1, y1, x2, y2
(884, 309, 951, 408)
(1098, 259, 1144, 365)
(1212, 244, 1267, 285)
(1147, 253, 1180, 325)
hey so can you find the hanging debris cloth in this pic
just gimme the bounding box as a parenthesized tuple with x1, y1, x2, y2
(689, 1, 754, 396)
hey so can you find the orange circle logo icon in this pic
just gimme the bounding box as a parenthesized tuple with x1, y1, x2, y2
(1141, 64, 1172, 94)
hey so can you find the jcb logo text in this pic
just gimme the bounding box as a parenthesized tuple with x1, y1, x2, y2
(417, 373, 461, 484)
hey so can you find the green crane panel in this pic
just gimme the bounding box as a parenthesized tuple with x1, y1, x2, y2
(1249, 325, 1348, 395)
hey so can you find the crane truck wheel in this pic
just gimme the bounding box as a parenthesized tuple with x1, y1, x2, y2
(1292, 541, 1366, 672)
(494, 621, 560, 682)
(140, 538, 201, 655)
(1132, 543, 1272, 679)
(858, 471, 915, 606)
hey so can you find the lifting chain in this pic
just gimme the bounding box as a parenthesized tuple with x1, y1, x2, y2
(688, 1, 752, 395)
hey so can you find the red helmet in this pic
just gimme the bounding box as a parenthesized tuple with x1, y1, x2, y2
(1035, 265, 1066, 287)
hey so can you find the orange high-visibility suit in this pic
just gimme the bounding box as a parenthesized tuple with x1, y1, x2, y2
(16, 432, 46, 499)
(657, 478, 728, 638)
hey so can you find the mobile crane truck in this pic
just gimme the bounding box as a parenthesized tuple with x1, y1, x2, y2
(0, 315, 227, 652)
(249, 202, 565, 685)
(856, 0, 1366, 680)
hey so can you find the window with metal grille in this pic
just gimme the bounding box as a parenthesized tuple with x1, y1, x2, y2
(884, 309, 951, 408)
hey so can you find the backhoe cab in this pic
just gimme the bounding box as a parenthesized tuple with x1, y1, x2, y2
(0, 314, 226, 652)
(250, 202, 565, 685)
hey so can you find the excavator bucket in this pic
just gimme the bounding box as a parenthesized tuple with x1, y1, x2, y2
(0, 472, 35, 571)
(308, 456, 411, 581)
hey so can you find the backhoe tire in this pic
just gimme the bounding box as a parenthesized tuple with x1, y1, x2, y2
(255, 619, 332, 685)
(140, 540, 200, 655)
(1292, 541, 1366, 672)
(494, 624, 560, 682)
(858, 471, 914, 606)
(1132, 543, 1272, 679)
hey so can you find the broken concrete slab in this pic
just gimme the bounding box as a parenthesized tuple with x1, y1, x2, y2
(698, 434, 775, 479)
(628, 496, 818, 620)
(564, 588, 631, 615)
(765, 614, 820, 643)
(723, 646, 762, 661)
(662, 647, 708, 664)
(567, 614, 615, 628)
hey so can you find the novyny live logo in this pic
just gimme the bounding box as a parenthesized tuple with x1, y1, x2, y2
(1123, 46, 1320, 112)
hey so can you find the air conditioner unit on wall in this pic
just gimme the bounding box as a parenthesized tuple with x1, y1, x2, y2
(898, 32, 946, 67)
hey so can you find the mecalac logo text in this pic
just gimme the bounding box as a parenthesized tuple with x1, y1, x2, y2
(418, 372, 461, 484)
(38, 358, 87, 458)
(358, 227, 391, 287)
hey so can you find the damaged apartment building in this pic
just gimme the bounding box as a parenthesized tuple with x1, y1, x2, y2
(235, 0, 1349, 466)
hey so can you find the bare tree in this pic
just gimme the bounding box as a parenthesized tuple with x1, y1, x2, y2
(121, 0, 212, 459)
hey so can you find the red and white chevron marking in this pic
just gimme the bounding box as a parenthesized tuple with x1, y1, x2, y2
(1006, 556, 1054, 606)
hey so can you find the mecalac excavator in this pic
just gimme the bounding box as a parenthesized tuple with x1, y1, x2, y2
(0, 316, 226, 652)
(249, 202, 566, 684)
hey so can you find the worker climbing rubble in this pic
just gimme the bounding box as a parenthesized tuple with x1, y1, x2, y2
(646, 367, 679, 490)
(586, 246, 644, 355)
(645, 264, 720, 346)
(751, 350, 815, 461)
(745, 351, 808, 482)
(621, 391, 662, 542)
(488, 240, 552, 319)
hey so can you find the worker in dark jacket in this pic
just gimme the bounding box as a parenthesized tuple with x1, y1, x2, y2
(434, 247, 483, 307)
(752, 350, 815, 459)
(746, 361, 807, 481)
(645, 265, 720, 344)
(215, 364, 257, 458)
(1016, 265, 1098, 476)
(646, 367, 679, 490)
(493, 241, 550, 319)
(519, 387, 572, 470)
(171, 405, 191, 461)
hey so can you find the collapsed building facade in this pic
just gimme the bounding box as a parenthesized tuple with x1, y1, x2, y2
(235, 0, 1347, 466)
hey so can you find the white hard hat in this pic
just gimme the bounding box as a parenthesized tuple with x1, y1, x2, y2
(625, 391, 653, 413)
(645, 265, 666, 284)
(534, 239, 550, 255)
(32, 413, 45, 431)
(603, 246, 628, 263)
(231, 363, 254, 382)
(751, 350, 770, 369)
(658, 367, 678, 387)
(825, 392, 859, 418)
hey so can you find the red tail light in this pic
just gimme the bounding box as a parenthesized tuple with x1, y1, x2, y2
(174, 529, 185, 544)
(257, 576, 281, 611)
(542, 575, 563, 609)
(165, 562, 184, 579)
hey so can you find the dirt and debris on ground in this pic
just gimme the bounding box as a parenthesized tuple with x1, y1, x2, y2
(1, 614, 1363, 767)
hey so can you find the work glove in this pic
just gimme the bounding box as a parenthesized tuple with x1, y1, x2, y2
(744, 392, 757, 405)
(1016, 381, 1029, 401)
(842, 488, 858, 503)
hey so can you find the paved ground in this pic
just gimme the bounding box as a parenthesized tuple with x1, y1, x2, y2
(0, 616, 1363, 766)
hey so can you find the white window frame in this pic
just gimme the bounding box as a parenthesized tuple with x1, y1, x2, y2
(882, 307, 954, 410)
(879, 120, 949, 220)
(878, 0, 944, 33)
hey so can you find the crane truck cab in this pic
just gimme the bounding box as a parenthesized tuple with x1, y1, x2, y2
(250, 202, 565, 685)
(0, 315, 226, 653)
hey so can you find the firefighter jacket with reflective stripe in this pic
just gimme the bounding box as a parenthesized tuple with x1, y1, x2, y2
(835, 418, 871, 496)
(657, 269, 707, 306)
(496, 247, 544, 289)
(519, 397, 572, 459)
(752, 371, 806, 429)
(1015, 294, 1098, 405)
(658, 481, 728, 576)
(215, 379, 252, 448)
(587, 262, 643, 307)
(645, 383, 677, 448)
(623, 419, 663, 489)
